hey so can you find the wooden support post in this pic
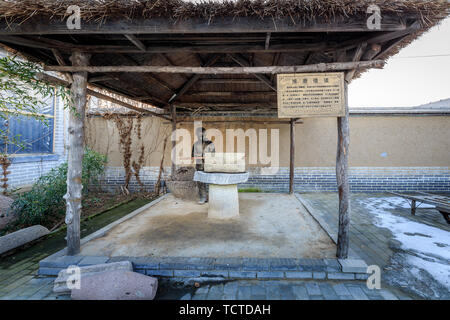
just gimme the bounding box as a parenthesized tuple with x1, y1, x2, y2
(65, 51, 90, 256)
(336, 80, 351, 259)
(411, 200, 416, 216)
(170, 104, 177, 177)
(289, 118, 295, 194)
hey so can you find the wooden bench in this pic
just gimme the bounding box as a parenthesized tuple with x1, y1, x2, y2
(388, 191, 450, 224)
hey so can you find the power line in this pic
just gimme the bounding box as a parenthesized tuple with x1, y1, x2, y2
(392, 54, 450, 59)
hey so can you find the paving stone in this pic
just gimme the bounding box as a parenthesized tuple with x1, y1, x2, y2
(180, 293, 192, 300)
(192, 293, 207, 300)
(318, 283, 339, 300)
(338, 259, 368, 273)
(339, 295, 354, 300)
(331, 283, 351, 296)
(313, 272, 326, 279)
(269, 258, 298, 271)
(195, 286, 210, 294)
(250, 285, 266, 296)
(37, 267, 61, 276)
(237, 286, 252, 299)
(265, 284, 281, 300)
(78, 256, 109, 266)
(279, 284, 296, 299)
(213, 258, 242, 270)
(285, 271, 312, 279)
(378, 289, 399, 300)
(242, 258, 270, 271)
(223, 282, 239, 297)
(128, 257, 159, 270)
(305, 282, 321, 296)
(346, 285, 369, 300)
(291, 285, 309, 300)
(327, 272, 355, 280)
(256, 271, 284, 279)
(309, 295, 324, 300)
(159, 257, 189, 269)
(184, 257, 215, 270)
(173, 270, 201, 277)
(229, 271, 257, 279)
(207, 285, 224, 300)
(323, 259, 341, 272)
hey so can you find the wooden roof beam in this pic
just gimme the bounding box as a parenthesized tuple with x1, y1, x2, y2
(45, 60, 386, 74)
(0, 15, 409, 35)
(228, 53, 276, 91)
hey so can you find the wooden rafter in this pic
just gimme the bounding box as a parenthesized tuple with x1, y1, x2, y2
(37, 73, 169, 119)
(265, 32, 271, 50)
(124, 34, 146, 51)
(228, 53, 276, 91)
(168, 54, 221, 103)
(345, 42, 368, 82)
(116, 53, 176, 95)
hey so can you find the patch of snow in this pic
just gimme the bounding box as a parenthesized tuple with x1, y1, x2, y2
(360, 197, 450, 291)
(407, 256, 450, 290)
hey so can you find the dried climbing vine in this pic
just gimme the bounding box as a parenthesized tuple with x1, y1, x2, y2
(103, 113, 146, 193)
(0, 154, 11, 195)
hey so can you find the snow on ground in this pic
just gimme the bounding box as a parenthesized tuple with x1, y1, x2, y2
(360, 197, 450, 291)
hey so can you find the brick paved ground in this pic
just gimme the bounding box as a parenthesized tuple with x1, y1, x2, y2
(2, 192, 446, 300)
(298, 193, 449, 268)
(157, 279, 413, 300)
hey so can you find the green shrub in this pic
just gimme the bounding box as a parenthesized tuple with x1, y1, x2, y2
(9, 148, 107, 227)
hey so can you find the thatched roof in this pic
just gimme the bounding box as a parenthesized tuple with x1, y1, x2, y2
(0, 0, 449, 117)
(0, 0, 448, 25)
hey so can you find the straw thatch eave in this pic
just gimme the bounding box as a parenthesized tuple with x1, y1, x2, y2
(0, 0, 448, 26)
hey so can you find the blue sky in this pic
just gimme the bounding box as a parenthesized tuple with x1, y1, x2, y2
(349, 17, 450, 108)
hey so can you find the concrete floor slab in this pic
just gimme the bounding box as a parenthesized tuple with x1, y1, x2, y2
(80, 193, 336, 259)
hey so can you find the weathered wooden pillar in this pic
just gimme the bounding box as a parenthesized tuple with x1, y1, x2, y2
(170, 104, 177, 177)
(336, 80, 351, 259)
(289, 118, 295, 194)
(65, 51, 90, 256)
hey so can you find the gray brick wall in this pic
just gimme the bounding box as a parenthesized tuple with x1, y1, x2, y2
(95, 166, 450, 193)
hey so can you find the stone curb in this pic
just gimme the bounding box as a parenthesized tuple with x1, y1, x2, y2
(38, 255, 369, 281)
